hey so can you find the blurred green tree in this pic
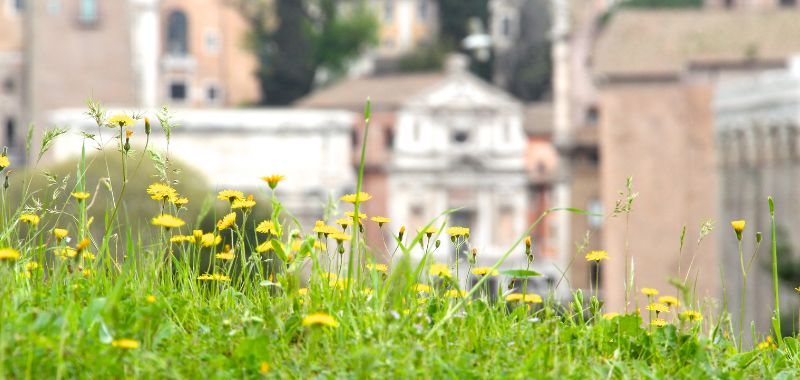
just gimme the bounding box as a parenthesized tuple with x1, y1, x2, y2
(234, 0, 379, 105)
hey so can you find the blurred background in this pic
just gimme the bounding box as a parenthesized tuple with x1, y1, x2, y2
(2, 0, 800, 335)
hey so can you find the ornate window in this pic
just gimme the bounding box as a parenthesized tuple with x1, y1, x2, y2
(166, 10, 189, 55)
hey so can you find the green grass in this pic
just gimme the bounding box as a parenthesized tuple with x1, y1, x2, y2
(0, 103, 799, 378)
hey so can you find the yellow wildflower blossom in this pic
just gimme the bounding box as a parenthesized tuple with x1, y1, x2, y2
(70, 191, 91, 201)
(370, 216, 390, 227)
(231, 195, 256, 209)
(658, 296, 680, 307)
(53, 228, 69, 240)
(0, 155, 9, 169)
(366, 263, 388, 273)
(680, 310, 703, 322)
(645, 303, 670, 314)
(19, 214, 40, 225)
(151, 214, 185, 229)
(256, 241, 274, 253)
(111, 338, 140, 349)
(429, 263, 452, 278)
(0, 248, 20, 261)
(585, 250, 609, 262)
(446, 226, 470, 237)
(445, 289, 466, 298)
(201, 233, 222, 247)
(651, 318, 667, 327)
(217, 190, 244, 203)
(602, 313, 620, 320)
(261, 174, 285, 189)
(302, 312, 339, 328)
(340, 192, 372, 203)
(471, 267, 499, 276)
(217, 212, 237, 230)
(198, 273, 231, 282)
(108, 114, 135, 127)
(329, 232, 351, 242)
(256, 220, 279, 235)
(641, 288, 659, 297)
(413, 284, 432, 293)
(215, 252, 235, 261)
(147, 183, 178, 202)
(259, 362, 270, 375)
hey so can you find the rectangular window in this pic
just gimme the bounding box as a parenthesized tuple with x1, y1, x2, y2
(14, 0, 24, 11)
(5, 118, 15, 148)
(204, 30, 220, 54)
(206, 84, 220, 104)
(78, 0, 98, 24)
(418, 0, 428, 20)
(169, 81, 188, 101)
(384, 0, 393, 22)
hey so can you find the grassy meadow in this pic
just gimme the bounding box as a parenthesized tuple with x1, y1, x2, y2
(1, 102, 799, 379)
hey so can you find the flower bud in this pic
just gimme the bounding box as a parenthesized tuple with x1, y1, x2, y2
(144, 117, 151, 135)
(756, 232, 762, 243)
(399, 226, 405, 240)
(435, 239, 441, 248)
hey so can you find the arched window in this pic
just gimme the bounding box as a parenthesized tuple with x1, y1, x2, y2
(79, 0, 98, 23)
(166, 10, 189, 55)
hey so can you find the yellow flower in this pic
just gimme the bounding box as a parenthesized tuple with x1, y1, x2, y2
(329, 232, 351, 242)
(757, 336, 776, 350)
(53, 228, 69, 240)
(147, 183, 178, 202)
(335, 218, 353, 227)
(82, 268, 92, 277)
(111, 338, 140, 349)
(524, 293, 543, 304)
(446, 226, 470, 237)
(70, 192, 91, 201)
(795, 286, 800, 294)
(146, 295, 156, 304)
(151, 214, 185, 229)
(645, 303, 670, 314)
(172, 197, 189, 206)
(679, 310, 703, 322)
(170, 235, 193, 244)
(302, 312, 339, 328)
(261, 174, 285, 190)
(256, 241, 274, 253)
(217, 190, 244, 203)
(419, 226, 438, 236)
(340, 192, 372, 203)
(298, 288, 309, 296)
(82, 251, 96, 261)
(125, 128, 134, 138)
(0, 248, 20, 261)
(215, 252, 235, 261)
(256, 220, 279, 235)
(314, 222, 339, 235)
(217, 212, 237, 230)
(430, 263, 451, 278)
(658, 296, 680, 307)
(471, 267, 499, 276)
(506, 293, 524, 302)
(602, 312, 620, 320)
(198, 273, 231, 282)
(366, 263, 388, 273)
(641, 288, 659, 297)
(731, 220, 745, 234)
(445, 289, 466, 298)
(413, 284, 431, 293)
(26, 262, 40, 271)
(321, 272, 338, 281)
(54, 247, 77, 258)
(19, 214, 40, 225)
(585, 250, 609, 262)
(259, 361, 270, 375)
(0, 155, 9, 169)
(231, 195, 256, 209)
(108, 114, 135, 128)
(650, 318, 667, 327)
(345, 211, 367, 220)
(370, 216, 390, 227)
(201, 233, 222, 247)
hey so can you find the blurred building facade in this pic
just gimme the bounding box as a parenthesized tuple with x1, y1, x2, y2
(0, 0, 24, 163)
(372, 0, 438, 58)
(714, 57, 800, 335)
(591, 9, 800, 320)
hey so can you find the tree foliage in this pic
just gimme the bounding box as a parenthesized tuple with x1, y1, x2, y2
(235, 0, 378, 105)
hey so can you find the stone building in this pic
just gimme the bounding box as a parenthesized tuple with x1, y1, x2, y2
(371, 0, 438, 58)
(592, 9, 800, 315)
(714, 58, 800, 335)
(0, 0, 24, 163)
(297, 55, 562, 291)
(48, 108, 356, 225)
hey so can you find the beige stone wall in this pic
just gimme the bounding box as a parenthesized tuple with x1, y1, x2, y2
(598, 81, 718, 313)
(0, 2, 23, 158)
(160, 0, 259, 107)
(28, 0, 137, 163)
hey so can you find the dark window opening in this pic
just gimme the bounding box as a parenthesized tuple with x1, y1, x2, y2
(6, 118, 15, 148)
(452, 130, 469, 143)
(14, 0, 24, 11)
(501, 17, 511, 37)
(418, 0, 428, 19)
(166, 10, 189, 55)
(385, 128, 394, 149)
(724, 0, 735, 8)
(206, 85, 219, 103)
(2, 78, 13, 94)
(585, 105, 599, 126)
(169, 82, 187, 101)
(780, 0, 796, 6)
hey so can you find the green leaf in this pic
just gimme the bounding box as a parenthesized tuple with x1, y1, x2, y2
(500, 269, 541, 278)
(270, 239, 287, 262)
